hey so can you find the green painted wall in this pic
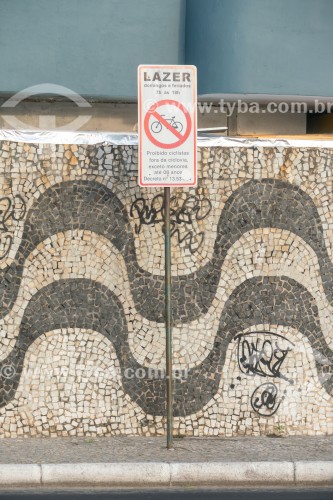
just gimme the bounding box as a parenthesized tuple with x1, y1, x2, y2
(186, 0, 333, 96)
(1, 0, 332, 98)
(0, 0, 185, 98)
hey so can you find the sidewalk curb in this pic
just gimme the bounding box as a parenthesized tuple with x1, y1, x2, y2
(0, 462, 332, 488)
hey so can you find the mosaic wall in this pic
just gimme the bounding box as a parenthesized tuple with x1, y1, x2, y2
(0, 138, 333, 438)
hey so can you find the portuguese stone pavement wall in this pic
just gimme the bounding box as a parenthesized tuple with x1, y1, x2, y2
(0, 136, 333, 438)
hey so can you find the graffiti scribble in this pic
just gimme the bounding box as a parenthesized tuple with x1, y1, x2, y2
(129, 193, 212, 254)
(251, 382, 282, 416)
(234, 331, 294, 383)
(0, 195, 26, 260)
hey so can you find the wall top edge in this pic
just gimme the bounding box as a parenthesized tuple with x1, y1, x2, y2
(0, 130, 333, 149)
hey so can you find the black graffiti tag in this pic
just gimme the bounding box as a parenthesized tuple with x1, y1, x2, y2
(251, 382, 282, 416)
(0, 195, 26, 260)
(234, 332, 294, 383)
(130, 194, 164, 232)
(129, 193, 212, 254)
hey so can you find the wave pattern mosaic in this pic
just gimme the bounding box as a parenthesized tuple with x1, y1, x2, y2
(0, 138, 333, 437)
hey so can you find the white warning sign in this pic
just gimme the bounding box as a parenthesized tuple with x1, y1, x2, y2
(138, 65, 197, 187)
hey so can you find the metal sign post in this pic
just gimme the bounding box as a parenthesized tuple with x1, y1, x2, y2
(138, 65, 197, 450)
(164, 186, 173, 449)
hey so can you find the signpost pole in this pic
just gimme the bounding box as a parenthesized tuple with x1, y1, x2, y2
(164, 186, 173, 450)
(138, 64, 197, 450)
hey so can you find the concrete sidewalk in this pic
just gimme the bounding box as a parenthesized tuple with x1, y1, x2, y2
(0, 436, 332, 488)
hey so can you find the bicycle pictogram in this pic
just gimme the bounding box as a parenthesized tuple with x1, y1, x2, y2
(143, 99, 192, 150)
(150, 115, 183, 134)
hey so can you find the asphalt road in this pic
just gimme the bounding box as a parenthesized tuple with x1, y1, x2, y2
(0, 490, 332, 499)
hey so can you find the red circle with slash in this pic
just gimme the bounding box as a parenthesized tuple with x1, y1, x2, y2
(144, 99, 192, 149)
